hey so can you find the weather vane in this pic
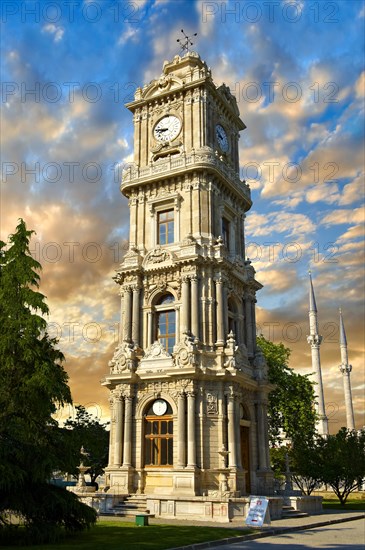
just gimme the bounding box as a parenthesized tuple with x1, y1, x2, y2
(177, 29, 197, 54)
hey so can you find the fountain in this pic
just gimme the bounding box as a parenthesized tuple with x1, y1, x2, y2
(67, 446, 96, 494)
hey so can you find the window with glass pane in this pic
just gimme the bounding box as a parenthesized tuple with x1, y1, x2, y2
(157, 310, 176, 353)
(158, 210, 174, 245)
(144, 416, 173, 467)
(222, 217, 230, 250)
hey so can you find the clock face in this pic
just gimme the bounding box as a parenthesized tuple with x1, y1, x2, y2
(152, 399, 168, 416)
(215, 124, 229, 152)
(154, 115, 181, 142)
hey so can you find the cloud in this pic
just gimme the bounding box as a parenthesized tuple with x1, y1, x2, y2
(337, 225, 364, 242)
(246, 211, 316, 239)
(306, 183, 340, 205)
(321, 207, 364, 226)
(42, 24, 64, 43)
(338, 173, 365, 206)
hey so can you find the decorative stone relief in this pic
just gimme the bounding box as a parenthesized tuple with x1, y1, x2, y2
(253, 346, 268, 380)
(144, 340, 171, 359)
(206, 391, 218, 415)
(109, 341, 137, 374)
(143, 246, 173, 266)
(173, 331, 198, 368)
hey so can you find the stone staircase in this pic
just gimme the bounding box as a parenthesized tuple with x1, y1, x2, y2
(281, 505, 309, 519)
(105, 495, 154, 518)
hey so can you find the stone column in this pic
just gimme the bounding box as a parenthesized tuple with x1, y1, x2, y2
(227, 394, 238, 468)
(215, 278, 224, 346)
(191, 275, 199, 340)
(245, 294, 253, 356)
(235, 399, 242, 468)
(187, 391, 196, 467)
(181, 276, 190, 335)
(123, 396, 133, 467)
(119, 291, 124, 343)
(177, 392, 186, 467)
(123, 287, 132, 342)
(108, 396, 115, 466)
(147, 312, 152, 347)
(251, 297, 257, 354)
(114, 396, 124, 467)
(132, 286, 140, 346)
(256, 398, 268, 470)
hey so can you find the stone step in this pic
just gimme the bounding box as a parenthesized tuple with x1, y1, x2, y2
(107, 495, 152, 518)
(282, 510, 309, 518)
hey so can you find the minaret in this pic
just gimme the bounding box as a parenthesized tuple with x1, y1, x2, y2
(307, 272, 329, 436)
(339, 309, 355, 430)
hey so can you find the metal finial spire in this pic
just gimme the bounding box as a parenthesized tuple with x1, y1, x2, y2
(177, 29, 197, 54)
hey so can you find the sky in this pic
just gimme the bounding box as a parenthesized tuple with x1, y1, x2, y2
(1, 0, 364, 431)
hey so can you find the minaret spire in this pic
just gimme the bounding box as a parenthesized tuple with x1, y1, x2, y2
(307, 272, 329, 436)
(339, 308, 355, 430)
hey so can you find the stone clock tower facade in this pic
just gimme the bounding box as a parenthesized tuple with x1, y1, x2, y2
(102, 52, 274, 520)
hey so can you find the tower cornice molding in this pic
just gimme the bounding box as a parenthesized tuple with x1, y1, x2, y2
(121, 154, 251, 208)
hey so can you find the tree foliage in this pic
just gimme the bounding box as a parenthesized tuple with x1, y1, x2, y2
(257, 335, 317, 446)
(0, 220, 96, 543)
(63, 405, 109, 485)
(315, 428, 365, 506)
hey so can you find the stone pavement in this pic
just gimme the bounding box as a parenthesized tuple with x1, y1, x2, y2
(99, 509, 365, 549)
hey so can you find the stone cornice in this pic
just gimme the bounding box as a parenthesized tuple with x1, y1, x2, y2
(121, 151, 251, 208)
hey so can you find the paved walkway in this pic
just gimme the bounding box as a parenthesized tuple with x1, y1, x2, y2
(100, 509, 364, 531)
(100, 510, 365, 549)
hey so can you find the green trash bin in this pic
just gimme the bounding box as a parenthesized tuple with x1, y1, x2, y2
(136, 514, 149, 526)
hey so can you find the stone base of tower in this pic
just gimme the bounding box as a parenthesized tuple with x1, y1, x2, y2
(106, 465, 135, 495)
(143, 468, 200, 496)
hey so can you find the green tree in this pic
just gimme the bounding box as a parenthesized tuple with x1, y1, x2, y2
(257, 336, 317, 446)
(290, 440, 322, 495)
(63, 405, 109, 485)
(316, 428, 365, 506)
(0, 220, 96, 544)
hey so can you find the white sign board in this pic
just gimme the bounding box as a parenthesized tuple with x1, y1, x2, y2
(245, 497, 270, 527)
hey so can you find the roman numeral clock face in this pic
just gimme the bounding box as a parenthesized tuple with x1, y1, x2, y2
(215, 124, 229, 152)
(154, 115, 181, 142)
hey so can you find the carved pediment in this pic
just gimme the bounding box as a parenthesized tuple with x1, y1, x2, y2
(143, 246, 174, 267)
(141, 75, 184, 99)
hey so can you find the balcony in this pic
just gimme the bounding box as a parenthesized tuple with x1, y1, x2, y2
(121, 150, 251, 203)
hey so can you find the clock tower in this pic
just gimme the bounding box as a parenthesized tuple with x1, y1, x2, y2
(102, 52, 274, 521)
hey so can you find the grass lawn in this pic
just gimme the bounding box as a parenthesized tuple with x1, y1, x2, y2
(322, 498, 365, 511)
(0, 521, 250, 550)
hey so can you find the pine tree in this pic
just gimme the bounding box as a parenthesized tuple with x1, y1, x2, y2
(0, 220, 96, 544)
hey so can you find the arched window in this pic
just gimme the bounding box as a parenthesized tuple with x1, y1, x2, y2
(144, 400, 173, 467)
(154, 293, 176, 353)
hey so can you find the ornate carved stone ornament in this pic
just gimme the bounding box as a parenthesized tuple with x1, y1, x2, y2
(109, 341, 137, 374)
(140, 74, 184, 100)
(206, 391, 218, 415)
(143, 246, 174, 267)
(253, 345, 268, 380)
(144, 340, 171, 359)
(173, 330, 198, 368)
